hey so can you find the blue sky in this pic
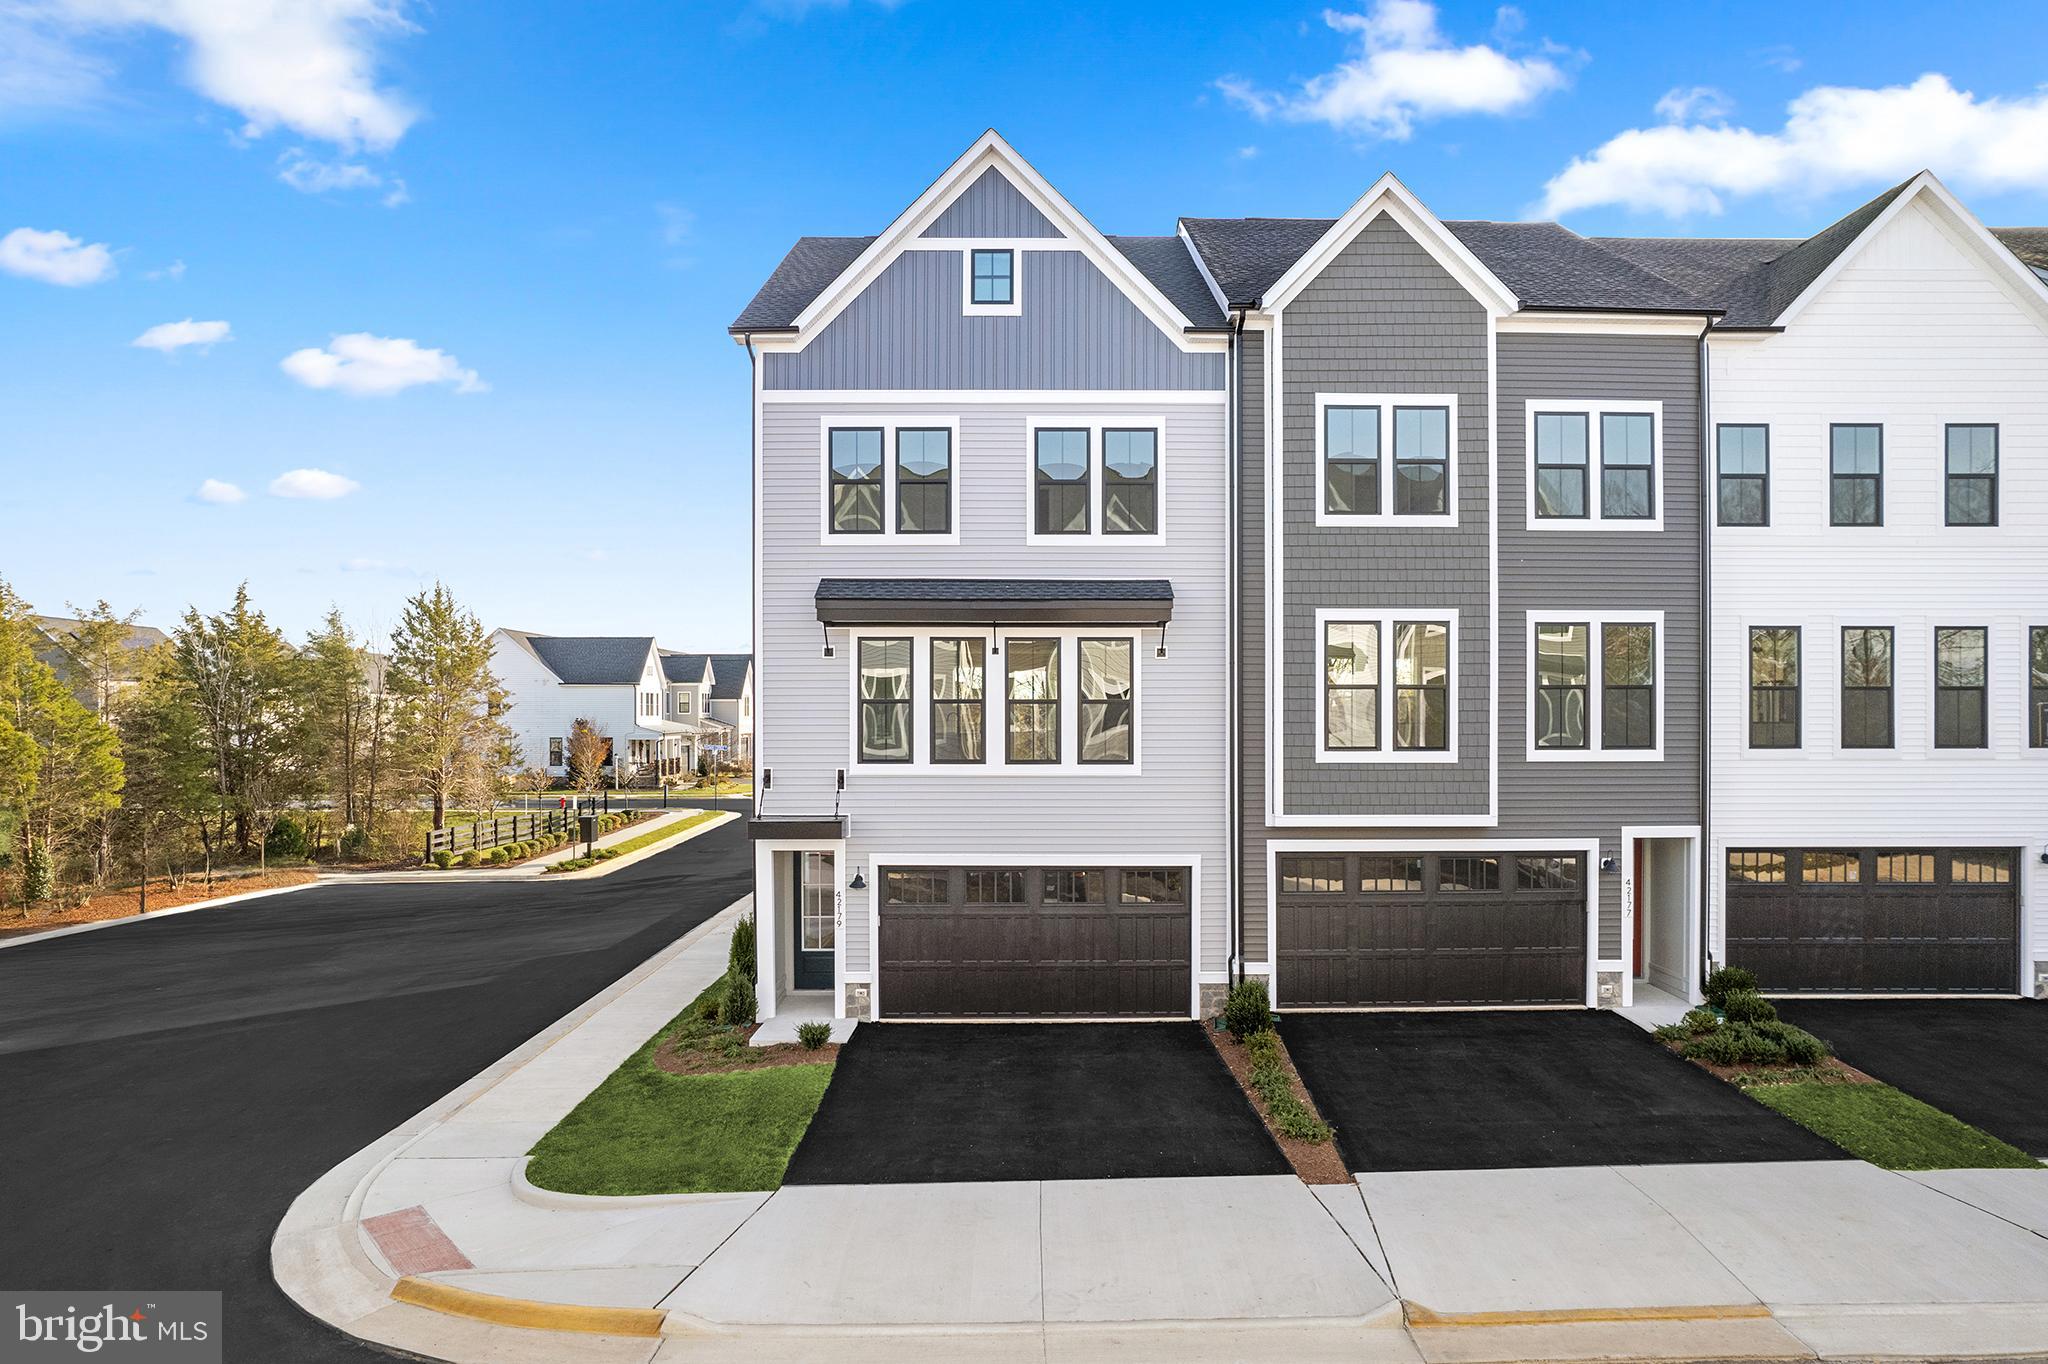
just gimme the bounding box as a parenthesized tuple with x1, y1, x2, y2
(5, 0, 2045, 652)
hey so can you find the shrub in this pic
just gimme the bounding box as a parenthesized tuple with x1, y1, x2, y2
(433, 850, 458, 869)
(459, 849, 484, 868)
(796, 1021, 832, 1050)
(1222, 979, 1273, 1037)
(265, 815, 309, 860)
(339, 824, 369, 860)
(1771, 1023, 1830, 1066)
(1720, 989, 1777, 1025)
(1680, 1007, 1722, 1035)
(1680, 1019, 1827, 1067)
(1704, 966, 1759, 1008)
(23, 843, 53, 903)
(729, 913, 758, 987)
(1651, 1023, 1691, 1044)
(487, 847, 509, 865)
(1241, 1029, 1331, 1142)
(721, 969, 758, 1026)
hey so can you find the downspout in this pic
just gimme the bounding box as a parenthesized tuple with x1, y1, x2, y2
(1696, 318, 1713, 998)
(1226, 308, 1246, 988)
(744, 333, 759, 817)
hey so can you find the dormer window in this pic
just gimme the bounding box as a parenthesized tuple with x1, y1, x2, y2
(971, 249, 1012, 304)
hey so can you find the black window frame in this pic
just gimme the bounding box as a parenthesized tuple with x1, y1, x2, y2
(1392, 405, 1451, 516)
(1599, 410, 1656, 521)
(970, 248, 1013, 306)
(548, 737, 563, 766)
(2031, 626, 2048, 750)
(1533, 621, 1590, 751)
(1716, 423, 1769, 527)
(1392, 620, 1451, 752)
(1839, 626, 1894, 750)
(1533, 411, 1590, 520)
(1077, 637, 1135, 766)
(1322, 404, 1381, 516)
(1934, 625, 1988, 750)
(894, 426, 952, 535)
(1749, 626, 1801, 749)
(1828, 423, 1883, 527)
(1323, 619, 1380, 753)
(1032, 427, 1090, 536)
(827, 425, 885, 535)
(856, 636, 913, 764)
(1004, 636, 1061, 764)
(1944, 423, 1998, 527)
(928, 636, 986, 765)
(1602, 621, 1656, 750)
(1101, 427, 1160, 535)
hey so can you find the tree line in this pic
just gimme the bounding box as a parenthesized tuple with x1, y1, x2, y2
(0, 578, 526, 913)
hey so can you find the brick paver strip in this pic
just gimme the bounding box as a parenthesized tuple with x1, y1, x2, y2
(362, 1206, 475, 1276)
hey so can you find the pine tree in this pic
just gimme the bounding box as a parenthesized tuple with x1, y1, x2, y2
(386, 585, 517, 829)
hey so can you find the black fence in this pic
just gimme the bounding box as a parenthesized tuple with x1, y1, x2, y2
(426, 810, 570, 859)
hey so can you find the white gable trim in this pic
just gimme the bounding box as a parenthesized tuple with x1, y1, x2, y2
(787, 131, 1216, 353)
(1262, 174, 1518, 318)
(1774, 172, 2048, 330)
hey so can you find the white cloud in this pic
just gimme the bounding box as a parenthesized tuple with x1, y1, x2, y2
(31, 0, 420, 151)
(0, 225, 115, 284)
(277, 151, 381, 193)
(269, 467, 360, 499)
(195, 478, 246, 504)
(1237, 145, 1260, 160)
(132, 317, 231, 353)
(1541, 73, 2048, 218)
(1654, 85, 1731, 124)
(280, 332, 486, 396)
(1219, 0, 1572, 141)
(146, 259, 186, 281)
(1755, 45, 1802, 75)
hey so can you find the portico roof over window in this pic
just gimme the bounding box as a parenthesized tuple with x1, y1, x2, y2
(814, 578, 1174, 626)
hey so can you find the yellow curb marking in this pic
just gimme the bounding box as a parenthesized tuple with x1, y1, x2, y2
(392, 1276, 667, 1337)
(1405, 1301, 1772, 1328)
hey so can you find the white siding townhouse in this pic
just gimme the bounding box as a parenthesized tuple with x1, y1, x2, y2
(493, 630, 698, 784)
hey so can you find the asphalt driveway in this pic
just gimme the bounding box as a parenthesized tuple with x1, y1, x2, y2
(1282, 1009, 1846, 1172)
(781, 1022, 1288, 1184)
(1774, 999, 2048, 1156)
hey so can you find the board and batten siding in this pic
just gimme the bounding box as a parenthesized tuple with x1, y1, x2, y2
(920, 167, 1062, 238)
(1497, 332, 1705, 960)
(763, 250, 1224, 392)
(757, 399, 1231, 978)
(1707, 195, 2048, 988)
(1276, 216, 1492, 820)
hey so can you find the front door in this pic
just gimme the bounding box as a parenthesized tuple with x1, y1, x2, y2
(793, 851, 835, 991)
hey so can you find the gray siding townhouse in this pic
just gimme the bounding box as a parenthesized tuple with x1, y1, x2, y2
(735, 134, 2048, 1022)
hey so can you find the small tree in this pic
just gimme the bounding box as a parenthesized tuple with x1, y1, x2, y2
(22, 842, 52, 908)
(566, 718, 609, 793)
(386, 585, 514, 829)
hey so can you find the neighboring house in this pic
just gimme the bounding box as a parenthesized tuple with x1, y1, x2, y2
(705, 653, 755, 761)
(492, 630, 693, 784)
(733, 132, 2046, 1024)
(30, 614, 170, 710)
(656, 649, 738, 772)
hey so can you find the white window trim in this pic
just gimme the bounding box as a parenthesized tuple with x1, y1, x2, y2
(817, 415, 963, 545)
(1312, 607, 1460, 765)
(1313, 392, 1460, 527)
(1524, 399, 1665, 532)
(1524, 610, 1666, 763)
(843, 626, 1145, 775)
(1023, 416, 1168, 545)
(960, 243, 1024, 317)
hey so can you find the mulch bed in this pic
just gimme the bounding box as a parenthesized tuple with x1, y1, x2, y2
(0, 869, 319, 938)
(1206, 1024, 1351, 1184)
(652, 1026, 839, 1076)
(1671, 1046, 1877, 1087)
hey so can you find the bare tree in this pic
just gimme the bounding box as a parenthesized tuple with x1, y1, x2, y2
(566, 717, 609, 794)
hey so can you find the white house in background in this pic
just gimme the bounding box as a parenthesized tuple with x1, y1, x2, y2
(492, 629, 696, 784)
(705, 653, 755, 761)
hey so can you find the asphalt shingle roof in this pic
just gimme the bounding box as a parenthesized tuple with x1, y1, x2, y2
(707, 654, 752, 700)
(1993, 227, 2048, 284)
(658, 650, 710, 684)
(521, 635, 655, 686)
(1106, 235, 1226, 327)
(731, 236, 874, 332)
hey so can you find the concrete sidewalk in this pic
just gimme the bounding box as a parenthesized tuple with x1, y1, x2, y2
(276, 901, 2048, 1362)
(333, 808, 734, 883)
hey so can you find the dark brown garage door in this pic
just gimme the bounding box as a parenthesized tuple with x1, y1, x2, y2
(1275, 852, 1588, 1007)
(876, 865, 1191, 1018)
(1725, 848, 2019, 993)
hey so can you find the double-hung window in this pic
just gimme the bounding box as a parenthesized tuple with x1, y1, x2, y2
(1533, 412, 1589, 518)
(1323, 622, 1379, 751)
(895, 428, 952, 534)
(1840, 627, 1894, 749)
(1392, 623, 1450, 752)
(1934, 626, 1988, 749)
(929, 638, 985, 764)
(828, 427, 884, 534)
(1716, 424, 1769, 526)
(1392, 407, 1450, 515)
(548, 737, 563, 766)
(1316, 396, 1454, 522)
(1602, 623, 1656, 749)
(970, 248, 1012, 305)
(2030, 627, 2048, 749)
(1033, 429, 1090, 535)
(1829, 424, 1882, 526)
(1600, 413, 1654, 519)
(1078, 639, 1134, 764)
(1534, 623, 1589, 750)
(1322, 406, 1380, 515)
(1749, 627, 1801, 749)
(1945, 424, 1997, 527)
(1102, 429, 1158, 534)
(857, 638, 912, 763)
(1005, 639, 1060, 763)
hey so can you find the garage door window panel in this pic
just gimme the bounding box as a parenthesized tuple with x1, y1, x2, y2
(1800, 851, 1862, 885)
(1517, 855, 1582, 891)
(1935, 627, 1988, 749)
(1005, 638, 1061, 764)
(1438, 856, 1501, 892)
(1876, 852, 1935, 883)
(1952, 851, 2012, 885)
(1360, 855, 1424, 891)
(1279, 856, 1346, 894)
(1079, 638, 1134, 764)
(1535, 623, 1589, 749)
(929, 637, 986, 764)
(1394, 623, 1451, 751)
(1749, 627, 1801, 749)
(1841, 627, 1894, 749)
(1324, 621, 1379, 751)
(1120, 868, 1187, 903)
(1043, 869, 1105, 904)
(858, 638, 913, 763)
(1727, 851, 1787, 884)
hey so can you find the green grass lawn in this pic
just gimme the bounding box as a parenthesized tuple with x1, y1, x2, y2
(525, 980, 832, 1196)
(600, 810, 720, 857)
(1746, 1081, 2041, 1170)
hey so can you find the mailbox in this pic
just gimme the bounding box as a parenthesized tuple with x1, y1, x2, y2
(579, 813, 600, 849)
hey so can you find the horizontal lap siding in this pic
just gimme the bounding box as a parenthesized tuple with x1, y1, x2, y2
(759, 401, 1229, 978)
(1498, 333, 1704, 960)
(1707, 198, 2048, 985)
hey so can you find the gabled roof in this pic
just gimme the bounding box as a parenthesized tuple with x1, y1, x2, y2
(706, 653, 752, 701)
(1992, 227, 2048, 284)
(30, 615, 170, 682)
(1105, 236, 1226, 328)
(658, 650, 711, 685)
(731, 236, 874, 332)
(499, 630, 656, 686)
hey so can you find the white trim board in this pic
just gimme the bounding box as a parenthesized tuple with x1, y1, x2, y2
(1022, 414, 1168, 545)
(815, 414, 963, 546)
(1312, 607, 1461, 765)
(1523, 610, 1667, 763)
(761, 389, 1225, 405)
(1522, 399, 1667, 532)
(1311, 392, 1462, 528)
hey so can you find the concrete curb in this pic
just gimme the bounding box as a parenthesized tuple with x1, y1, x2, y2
(541, 810, 739, 881)
(392, 1277, 666, 1337)
(0, 877, 322, 951)
(509, 1163, 760, 1213)
(1405, 1301, 1774, 1328)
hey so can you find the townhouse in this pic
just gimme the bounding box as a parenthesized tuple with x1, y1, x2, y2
(733, 132, 2046, 1023)
(494, 630, 708, 784)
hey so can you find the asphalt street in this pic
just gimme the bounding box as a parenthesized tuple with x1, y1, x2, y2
(0, 818, 752, 1362)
